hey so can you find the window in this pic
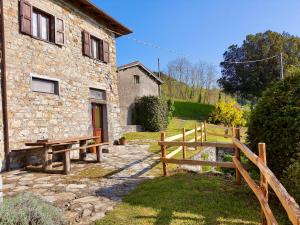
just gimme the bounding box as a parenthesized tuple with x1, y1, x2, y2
(32, 77, 59, 95)
(134, 75, 140, 84)
(91, 37, 101, 60)
(82, 31, 110, 63)
(20, 1, 65, 45)
(89, 88, 106, 101)
(32, 10, 50, 41)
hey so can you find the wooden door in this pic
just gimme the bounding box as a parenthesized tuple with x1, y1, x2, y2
(92, 104, 103, 143)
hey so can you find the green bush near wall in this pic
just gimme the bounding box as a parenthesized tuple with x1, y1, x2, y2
(134, 96, 173, 131)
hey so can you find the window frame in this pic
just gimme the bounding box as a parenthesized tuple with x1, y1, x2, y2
(31, 76, 60, 95)
(31, 8, 52, 42)
(89, 88, 106, 101)
(134, 75, 140, 84)
(90, 35, 103, 61)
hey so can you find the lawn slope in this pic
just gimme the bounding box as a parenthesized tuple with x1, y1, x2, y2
(96, 173, 289, 225)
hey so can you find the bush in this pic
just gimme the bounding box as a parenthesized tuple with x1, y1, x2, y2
(208, 101, 246, 127)
(283, 151, 300, 203)
(134, 96, 171, 131)
(0, 193, 65, 225)
(247, 73, 300, 201)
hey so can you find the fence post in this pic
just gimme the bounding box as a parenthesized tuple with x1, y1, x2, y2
(259, 143, 268, 225)
(195, 124, 198, 150)
(200, 122, 204, 144)
(161, 132, 168, 176)
(182, 128, 186, 159)
(234, 128, 241, 185)
(204, 121, 207, 141)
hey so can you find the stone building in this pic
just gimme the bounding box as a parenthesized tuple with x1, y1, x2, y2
(0, 0, 132, 170)
(117, 61, 163, 131)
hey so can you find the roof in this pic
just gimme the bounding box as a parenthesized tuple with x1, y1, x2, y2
(118, 61, 164, 84)
(63, 0, 132, 37)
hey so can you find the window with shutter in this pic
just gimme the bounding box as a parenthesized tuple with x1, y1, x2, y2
(20, 0, 32, 35)
(20, 2, 62, 45)
(83, 31, 91, 57)
(55, 18, 65, 45)
(103, 41, 110, 63)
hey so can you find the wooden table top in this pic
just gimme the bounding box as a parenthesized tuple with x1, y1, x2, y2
(25, 136, 101, 147)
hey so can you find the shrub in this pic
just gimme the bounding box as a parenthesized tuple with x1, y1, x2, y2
(134, 96, 171, 131)
(0, 193, 65, 225)
(167, 99, 175, 123)
(247, 73, 300, 200)
(283, 150, 300, 203)
(208, 101, 246, 127)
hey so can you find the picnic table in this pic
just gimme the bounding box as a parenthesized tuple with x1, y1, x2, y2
(24, 136, 109, 174)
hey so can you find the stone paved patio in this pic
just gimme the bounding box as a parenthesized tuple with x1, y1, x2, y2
(2, 145, 159, 225)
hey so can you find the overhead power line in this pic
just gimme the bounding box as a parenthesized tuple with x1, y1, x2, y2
(222, 54, 279, 64)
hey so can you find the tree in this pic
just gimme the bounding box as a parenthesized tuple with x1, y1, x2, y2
(218, 31, 300, 99)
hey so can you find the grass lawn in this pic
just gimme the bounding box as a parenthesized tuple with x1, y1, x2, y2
(96, 101, 291, 225)
(96, 173, 290, 225)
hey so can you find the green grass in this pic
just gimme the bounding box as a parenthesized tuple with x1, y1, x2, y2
(98, 101, 291, 225)
(173, 100, 214, 120)
(96, 173, 290, 225)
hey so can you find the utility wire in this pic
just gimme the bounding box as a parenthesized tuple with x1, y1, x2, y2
(103, 26, 191, 57)
(222, 54, 279, 64)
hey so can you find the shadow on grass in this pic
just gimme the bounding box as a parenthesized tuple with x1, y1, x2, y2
(96, 172, 263, 225)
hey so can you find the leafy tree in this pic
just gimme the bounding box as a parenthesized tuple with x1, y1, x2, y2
(218, 31, 300, 99)
(208, 101, 246, 127)
(247, 72, 300, 181)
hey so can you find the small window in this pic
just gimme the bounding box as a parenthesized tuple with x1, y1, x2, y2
(32, 77, 59, 95)
(32, 9, 51, 41)
(91, 37, 99, 59)
(89, 88, 106, 100)
(134, 75, 140, 84)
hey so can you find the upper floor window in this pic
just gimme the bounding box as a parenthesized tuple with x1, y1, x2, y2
(32, 10, 50, 41)
(20, 0, 65, 45)
(82, 31, 110, 63)
(91, 36, 102, 60)
(134, 75, 140, 84)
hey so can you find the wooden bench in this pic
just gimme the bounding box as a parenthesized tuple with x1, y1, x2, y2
(24, 136, 107, 174)
(48, 142, 109, 174)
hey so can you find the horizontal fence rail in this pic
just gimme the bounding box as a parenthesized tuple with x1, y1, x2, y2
(159, 125, 300, 225)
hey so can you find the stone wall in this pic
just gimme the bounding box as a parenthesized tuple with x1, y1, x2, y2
(118, 66, 160, 126)
(2, 0, 123, 167)
(0, 0, 4, 171)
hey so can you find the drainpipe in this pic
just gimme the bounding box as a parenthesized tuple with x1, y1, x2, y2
(0, 0, 10, 171)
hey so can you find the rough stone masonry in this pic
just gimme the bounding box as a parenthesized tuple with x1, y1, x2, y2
(0, 0, 130, 169)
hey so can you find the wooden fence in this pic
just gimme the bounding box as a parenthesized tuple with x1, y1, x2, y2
(158, 125, 300, 225)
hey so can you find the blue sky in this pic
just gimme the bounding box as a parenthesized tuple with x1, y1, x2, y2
(94, 0, 300, 76)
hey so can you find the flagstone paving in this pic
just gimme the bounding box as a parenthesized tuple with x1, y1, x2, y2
(1, 145, 158, 225)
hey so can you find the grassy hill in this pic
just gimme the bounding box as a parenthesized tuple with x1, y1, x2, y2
(173, 100, 214, 120)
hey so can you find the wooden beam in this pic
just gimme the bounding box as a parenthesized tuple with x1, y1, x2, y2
(165, 126, 202, 141)
(233, 138, 300, 225)
(162, 158, 236, 168)
(207, 132, 231, 138)
(158, 141, 235, 148)
(182, 128, 186, 159)
(161, 132, 167, 176)
(233, 157, 278, 225)
(259, 143, 268, 225)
